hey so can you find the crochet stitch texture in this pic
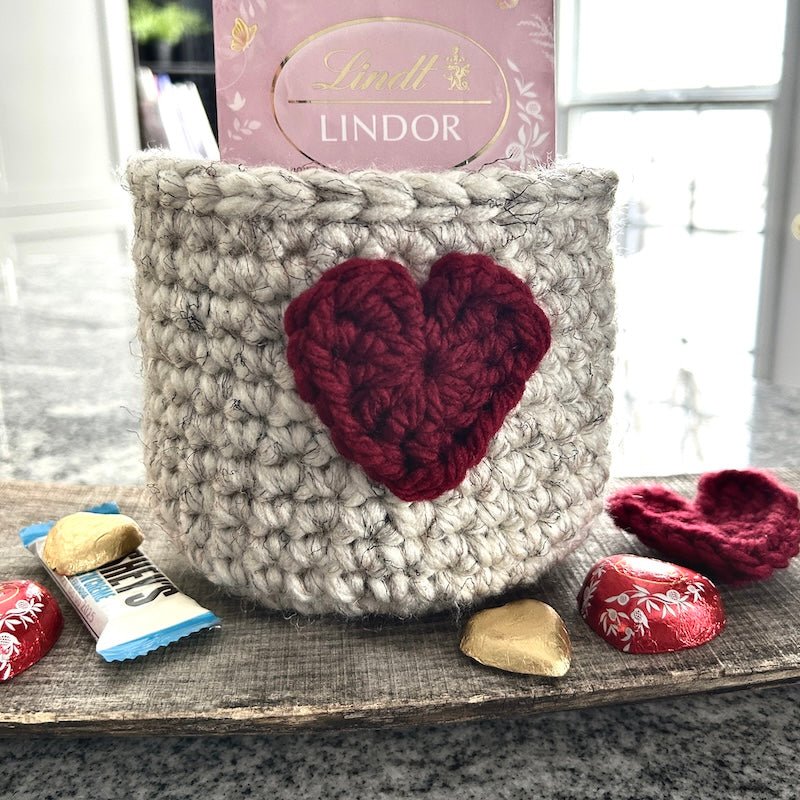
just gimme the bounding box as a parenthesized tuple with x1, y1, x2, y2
(126, 155, 617, 616)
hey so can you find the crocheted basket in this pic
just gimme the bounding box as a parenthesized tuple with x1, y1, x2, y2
(126, 154, 617, 617)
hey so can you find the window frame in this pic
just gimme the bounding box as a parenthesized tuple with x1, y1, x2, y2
(755, 0, 800, 384)
(556, 0, 795, 382)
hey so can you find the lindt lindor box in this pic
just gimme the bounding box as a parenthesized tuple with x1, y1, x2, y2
(212, 0, 554, 170)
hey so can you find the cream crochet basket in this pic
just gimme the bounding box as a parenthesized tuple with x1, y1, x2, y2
(126, 154, 617, 617)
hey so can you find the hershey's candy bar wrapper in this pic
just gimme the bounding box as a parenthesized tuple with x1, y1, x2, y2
(20, 503, 220, 662)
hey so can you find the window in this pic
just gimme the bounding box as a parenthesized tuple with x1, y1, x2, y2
(558, 1, 788, 474)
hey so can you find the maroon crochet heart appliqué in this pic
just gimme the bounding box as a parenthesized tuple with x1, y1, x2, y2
(284, 252, 551, 501)
(607, 470, 800, 584)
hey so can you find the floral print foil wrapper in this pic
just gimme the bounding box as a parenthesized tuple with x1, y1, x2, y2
(0, 580, 63, 681)
(578, 555, 726, 654)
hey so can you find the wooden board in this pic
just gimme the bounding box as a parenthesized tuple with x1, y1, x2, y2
(1, 472, 799, 736)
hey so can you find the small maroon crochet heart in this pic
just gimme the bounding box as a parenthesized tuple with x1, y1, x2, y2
(284, 252, 551, 501)
(607, 470, 800, 584)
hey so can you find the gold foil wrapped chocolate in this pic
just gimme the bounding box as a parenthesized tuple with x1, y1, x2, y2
(42, 512, 144, 576)
(460, 599, 572, 677)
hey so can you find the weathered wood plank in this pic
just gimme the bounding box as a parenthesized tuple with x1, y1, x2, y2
(1, 471, 798, 736)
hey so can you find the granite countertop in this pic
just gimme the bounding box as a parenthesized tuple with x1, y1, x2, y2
(1, 246, 799, 799)
(1, 684, 798, 800)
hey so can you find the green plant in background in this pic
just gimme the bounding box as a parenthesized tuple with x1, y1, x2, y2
(129, 0, 209, 46)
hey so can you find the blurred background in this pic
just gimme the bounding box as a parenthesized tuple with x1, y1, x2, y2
(0, 0, 798, 482)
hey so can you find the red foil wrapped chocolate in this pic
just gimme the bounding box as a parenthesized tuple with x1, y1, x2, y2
(0, 579, 63, 681)
(578, 555, 725, 654)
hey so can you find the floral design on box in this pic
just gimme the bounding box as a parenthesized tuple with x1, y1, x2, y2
(213, 0, 555, 169)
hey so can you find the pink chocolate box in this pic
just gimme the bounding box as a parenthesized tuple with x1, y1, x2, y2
(213, 0, 554, 171)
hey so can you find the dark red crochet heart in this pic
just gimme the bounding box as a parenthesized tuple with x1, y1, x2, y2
(284, 252, 551, 501)
(607, 470, 800, 584)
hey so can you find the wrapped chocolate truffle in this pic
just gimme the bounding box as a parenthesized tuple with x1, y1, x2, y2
(578, 554, 726, 654)
(0, 579, 63, 681)
(42, 511, 144, 576)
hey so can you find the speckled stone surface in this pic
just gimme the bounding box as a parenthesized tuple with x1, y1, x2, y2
(1, 233, 799, 798)
(1, 685, 798, 799)
(0, 245, 142, 484)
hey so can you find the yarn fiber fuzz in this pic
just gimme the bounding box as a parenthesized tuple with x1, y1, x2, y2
(126, 155, 618, 616)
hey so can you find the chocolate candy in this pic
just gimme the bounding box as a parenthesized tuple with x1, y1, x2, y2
(578, 554, 726, 654)
(20, 503, 220, 662)
(0, 579, 63, 681)
(43, 511, 144, 576)
(460, 599, 572, 676)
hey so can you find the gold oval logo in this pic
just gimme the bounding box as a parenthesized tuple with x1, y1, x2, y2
(271, 17, 510, 170)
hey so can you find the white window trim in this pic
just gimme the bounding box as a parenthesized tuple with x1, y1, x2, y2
(755, 0, 800, 385)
